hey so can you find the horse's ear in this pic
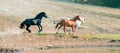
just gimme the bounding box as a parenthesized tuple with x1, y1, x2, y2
(77, 15, 80, 17)
(75, 15, 79, 18)
(40, 12, 45, 15)
(42, 12, 46, 14)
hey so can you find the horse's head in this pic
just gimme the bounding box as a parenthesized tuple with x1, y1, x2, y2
(74, 15, 81, 21)
(40, 12, 48, 18)
(74, 15, 84, 24)
(80, 17, 85, 24)
(34, 12, 48, 19)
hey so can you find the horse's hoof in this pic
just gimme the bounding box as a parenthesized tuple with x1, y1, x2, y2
(56, 32, 59, 34)
(38, 30, 42, 32)
(38, 31, 41, 32)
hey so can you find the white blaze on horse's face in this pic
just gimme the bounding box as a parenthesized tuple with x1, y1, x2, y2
(75, 20, 81, 27)
(75, 17, 85, 28)
(80, 17, 84, 24)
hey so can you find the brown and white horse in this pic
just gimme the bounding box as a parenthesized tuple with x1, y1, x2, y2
(55, 15, 84, 33)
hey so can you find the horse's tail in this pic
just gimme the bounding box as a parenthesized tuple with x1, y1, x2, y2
(20, 22, 25, 29)
(53, 19, 61, 24)
(55, 20, 64, 29)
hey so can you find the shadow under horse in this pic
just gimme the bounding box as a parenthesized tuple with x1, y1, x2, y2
(20, 12, 48, 33)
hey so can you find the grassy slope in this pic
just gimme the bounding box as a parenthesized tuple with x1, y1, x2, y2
(0, 0, 120, 34)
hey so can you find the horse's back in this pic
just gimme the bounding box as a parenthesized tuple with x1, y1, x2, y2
(22, 19, 31, 25)
(23, 18, 41, 25)
(66, 20, 75, 26)
(59, 20, 75, 27)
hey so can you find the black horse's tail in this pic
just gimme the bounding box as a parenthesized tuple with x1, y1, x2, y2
(20, 22, 25, 29)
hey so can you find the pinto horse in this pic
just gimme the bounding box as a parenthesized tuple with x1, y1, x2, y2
(20, 12, 48, 33)
(54, 16, 84, 28)
(55, 15, 83, 33)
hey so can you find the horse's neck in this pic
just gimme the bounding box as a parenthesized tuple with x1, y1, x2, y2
(34, 15, 43, 20)
(71, 19, 77, 22)
(35, 17, 43, 20)
(69, 17, 76, 21)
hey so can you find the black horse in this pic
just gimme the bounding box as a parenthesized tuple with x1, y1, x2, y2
(20, 12, 48, 33)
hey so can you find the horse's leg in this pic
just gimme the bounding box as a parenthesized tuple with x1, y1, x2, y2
(40, 24, 43, 31)
(55, 23, 59, 29)
(38, 24, 42, 32)
(71, 26, 75, 35)
(58, 25, 62, 30)
(37, 25, 41, 32)
(72, 26, 75, 32)
(56, 25, 62, 33)
(26, 25, 31, 33)
(63, 26, 66, 33)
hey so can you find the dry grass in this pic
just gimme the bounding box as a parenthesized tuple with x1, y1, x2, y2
(35, 32, 120, 41)
(0, 33, 119, 49)
(78, 34, 120, 40)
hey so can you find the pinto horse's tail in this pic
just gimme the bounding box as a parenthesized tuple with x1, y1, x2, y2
(20, 22, 25, 29)
(55, 20, 64, 29)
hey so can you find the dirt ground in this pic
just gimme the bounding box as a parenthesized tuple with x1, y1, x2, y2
(0, 33, 120, 52)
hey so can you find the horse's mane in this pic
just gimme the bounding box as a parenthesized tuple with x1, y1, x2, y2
(34, 12, 45, 19)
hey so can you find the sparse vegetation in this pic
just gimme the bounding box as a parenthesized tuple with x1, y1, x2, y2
(78, 34, 120, 40)
(37, 32, 120, 41)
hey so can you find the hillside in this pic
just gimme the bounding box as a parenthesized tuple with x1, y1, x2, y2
(0, 0, 120, 35)
(0, 0, 120, 52)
